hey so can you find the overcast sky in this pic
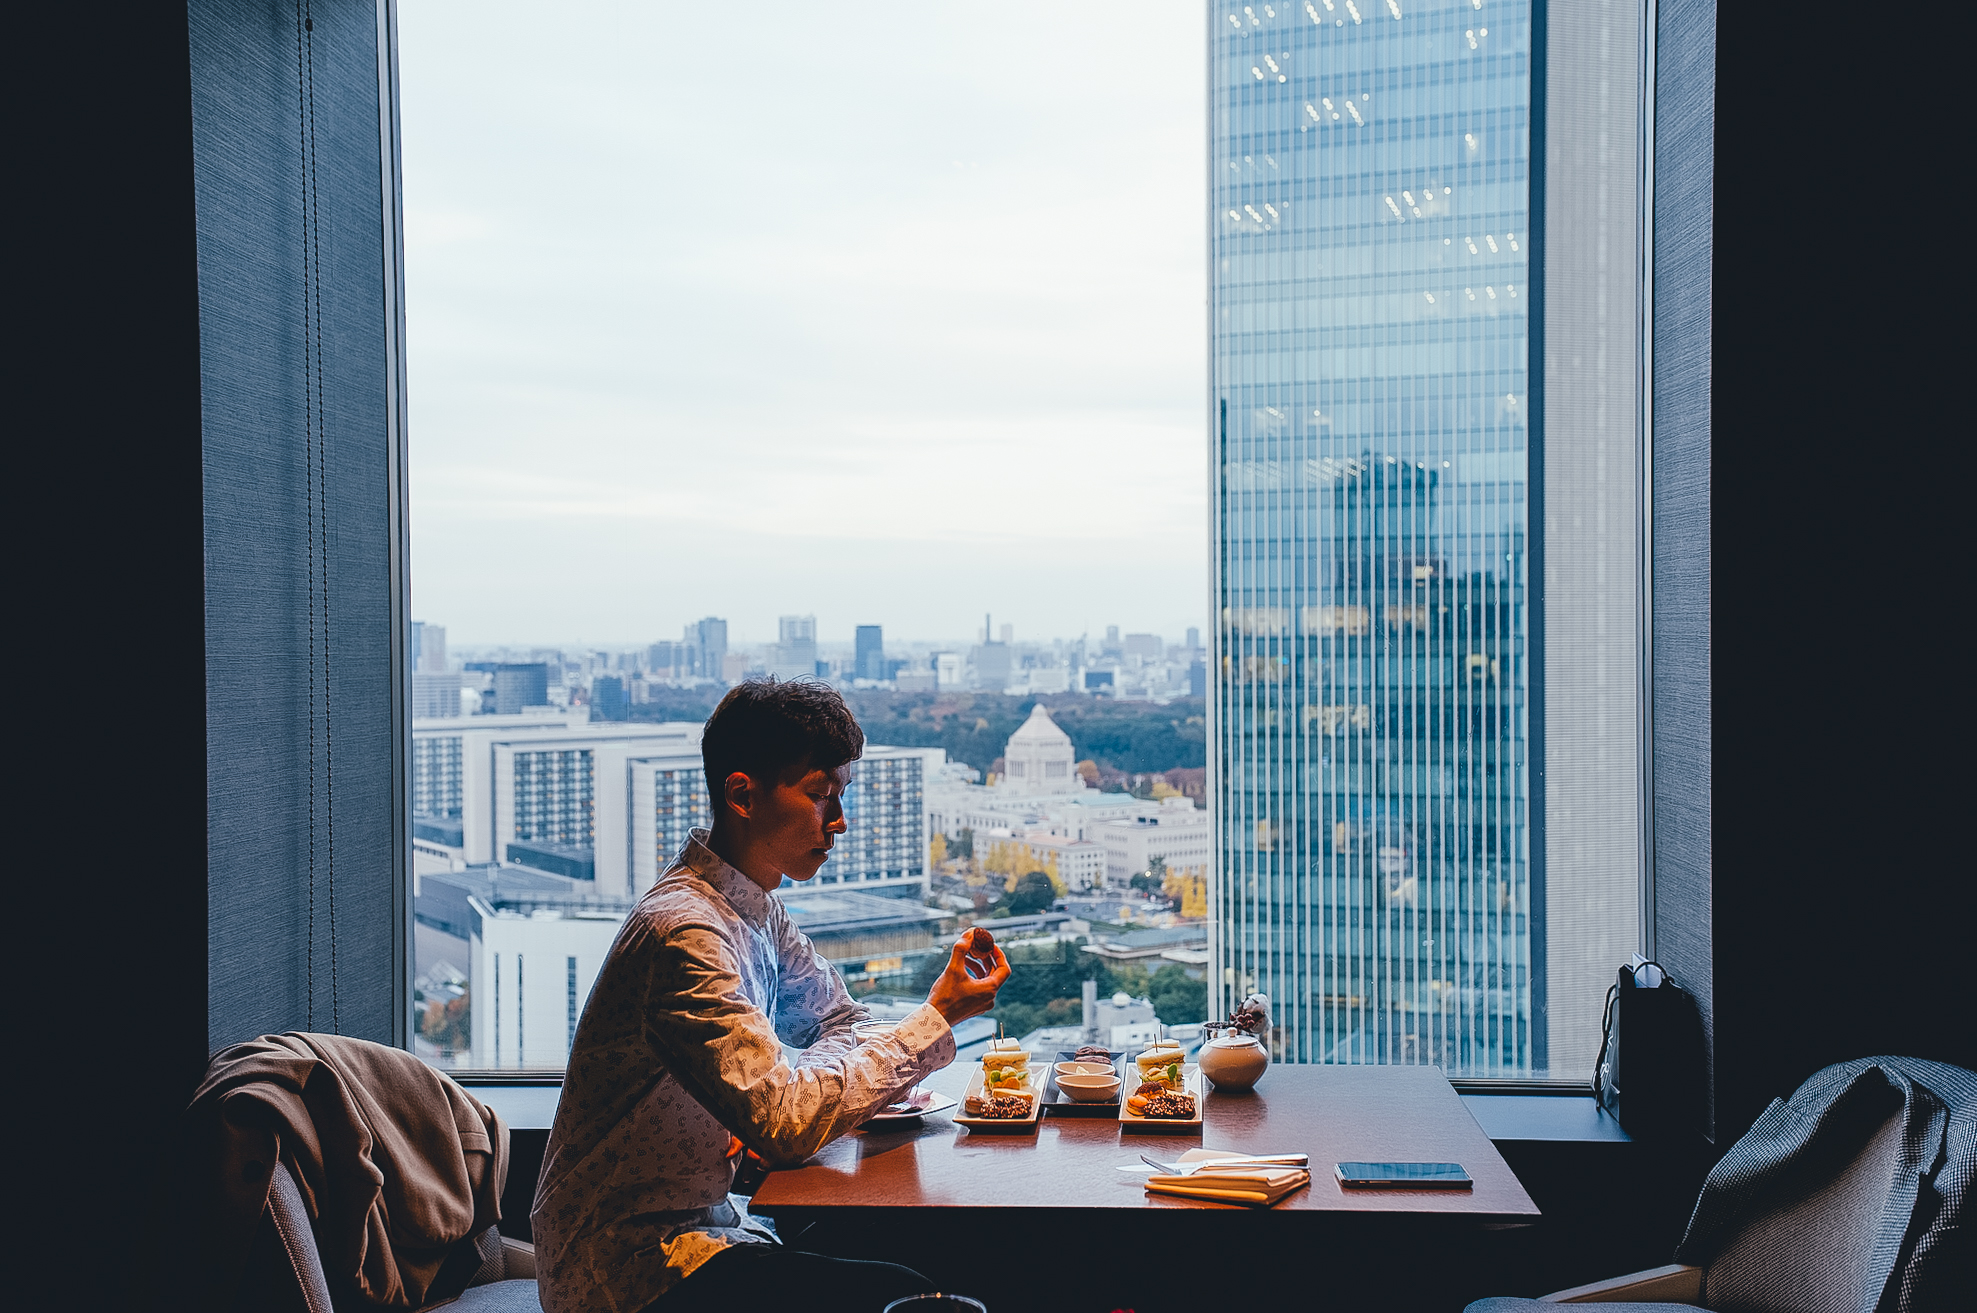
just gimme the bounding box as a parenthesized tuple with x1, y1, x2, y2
(399, 2, 1206, 650)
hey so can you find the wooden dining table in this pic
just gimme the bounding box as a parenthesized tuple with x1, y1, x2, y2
(752, 1060, 1539, 1224)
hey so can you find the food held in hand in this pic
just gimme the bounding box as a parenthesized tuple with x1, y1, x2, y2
(1134, 1039, 1186, 1091)
(981, 1039, 1033, 1092)
(969, 927, 996, 954)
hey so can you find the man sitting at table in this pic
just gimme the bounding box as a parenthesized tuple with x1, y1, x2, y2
(533, 678, 1010, 1313)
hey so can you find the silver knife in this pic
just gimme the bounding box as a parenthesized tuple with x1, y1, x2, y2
(1141, 1152, 1310, 1175)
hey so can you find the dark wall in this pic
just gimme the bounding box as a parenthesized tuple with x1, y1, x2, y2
(18, 5, 405, 1304)
(1699, 0, 1973, 1142)
(18, 5, 211, 1305)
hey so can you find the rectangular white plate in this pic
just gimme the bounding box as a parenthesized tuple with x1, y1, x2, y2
(1119, 1065, 1204, 1132)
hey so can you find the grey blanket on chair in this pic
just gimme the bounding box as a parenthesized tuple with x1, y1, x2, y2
(1673, 1056, 1972, 1313)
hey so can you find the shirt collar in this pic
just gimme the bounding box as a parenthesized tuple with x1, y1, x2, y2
(680, 828, 773, 924)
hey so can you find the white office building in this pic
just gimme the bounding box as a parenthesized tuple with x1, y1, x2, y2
(977, 827, 1108, 892)
(628, 749, 714, 895)
(1090, 794, 1211, 885)
(416, 712, 936, 902)
(472, 899, 624, 1070)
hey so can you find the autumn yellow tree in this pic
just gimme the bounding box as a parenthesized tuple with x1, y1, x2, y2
(984, 839, 1066, 896)
(1163, 865, 1209, 919)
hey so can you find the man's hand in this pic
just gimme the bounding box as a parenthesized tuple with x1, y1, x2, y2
(926, 928, 1011, 1027)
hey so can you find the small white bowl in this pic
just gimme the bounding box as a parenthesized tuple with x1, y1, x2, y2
(1056, 1073, 1122, 1103)
(1054, 1061, 1115, 1078)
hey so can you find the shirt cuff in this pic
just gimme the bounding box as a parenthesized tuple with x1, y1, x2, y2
(891, 1002, 957, 1070)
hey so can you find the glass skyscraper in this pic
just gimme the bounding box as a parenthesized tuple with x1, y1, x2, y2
(1209, 0, 1538, 1073)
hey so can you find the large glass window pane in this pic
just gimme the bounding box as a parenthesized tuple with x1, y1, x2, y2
(402, 2, 1645, 1078)
(1207, 0, 1643, 1077)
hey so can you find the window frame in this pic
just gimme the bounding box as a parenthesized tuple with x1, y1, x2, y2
(390, 0, 1667, 1091)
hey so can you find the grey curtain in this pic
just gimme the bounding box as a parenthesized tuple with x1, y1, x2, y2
(192, 0, 407, 1049)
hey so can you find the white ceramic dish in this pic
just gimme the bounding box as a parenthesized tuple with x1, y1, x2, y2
(861, 1089, 959, 1127)
(1119, 1064, 1204, 1133)
(1053, 1061, 1116, 1078)
(1057, 1073, 1122, 1104)
(953, 1062, 1049, 1132)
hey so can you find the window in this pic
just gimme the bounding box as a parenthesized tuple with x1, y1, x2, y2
(403, 2, 1648, 1080)
(1210, 0, 1646, 1077)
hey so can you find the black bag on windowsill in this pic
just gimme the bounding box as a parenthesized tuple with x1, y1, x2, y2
(1593, 959, 1707, 1140)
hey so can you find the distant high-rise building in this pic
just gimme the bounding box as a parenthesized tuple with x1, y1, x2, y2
(489, 663, 551, 715)
(412, 670, 464, 718)
(1209, 0, 1536, 1074)
(998, 622, 1014, 645)
(646, 640, 685, 681)
(1186, 626, 1201, 652)
(771, 614, 819, 680)
(412, 621, 447, 673)
(1122, 633, 1162, 660)
(972, 641, 1012, 690)
(684, 617, 728, 681)
(854, 625, 885, 681)
(590, 675, 628, 722)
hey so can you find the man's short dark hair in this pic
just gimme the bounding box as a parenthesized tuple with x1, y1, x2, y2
(702, 679, 865, 808)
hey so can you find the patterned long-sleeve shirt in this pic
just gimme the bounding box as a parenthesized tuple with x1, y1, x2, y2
(531, 829, 956, 1313)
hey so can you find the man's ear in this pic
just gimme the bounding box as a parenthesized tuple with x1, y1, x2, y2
(721, 770, 756, 821)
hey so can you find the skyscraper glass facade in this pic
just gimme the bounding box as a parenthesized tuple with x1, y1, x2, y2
(1209, 0, 1537, 1073)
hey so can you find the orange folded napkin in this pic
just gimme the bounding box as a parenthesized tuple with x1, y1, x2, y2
(1145, 1166, 1311, 1206)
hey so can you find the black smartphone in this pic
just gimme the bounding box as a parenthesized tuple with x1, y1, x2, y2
(1335, 1161, 1472, 1188)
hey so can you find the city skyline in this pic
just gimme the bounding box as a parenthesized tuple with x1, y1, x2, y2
(427, 621, 1207, 654)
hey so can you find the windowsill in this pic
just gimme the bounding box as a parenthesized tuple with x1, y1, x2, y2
(461, 1079, 1632, 1143)
(1460, 1093, 1630, 1143)
(467, 1081, 563, 1131)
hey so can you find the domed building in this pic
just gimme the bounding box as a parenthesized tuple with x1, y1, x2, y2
(999, 704, 1081, 795)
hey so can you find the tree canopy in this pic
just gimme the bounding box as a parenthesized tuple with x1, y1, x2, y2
(1005, 870, 1057, 916)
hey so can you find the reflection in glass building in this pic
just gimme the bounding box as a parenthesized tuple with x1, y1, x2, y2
(1208, 0, 1538, 1072)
